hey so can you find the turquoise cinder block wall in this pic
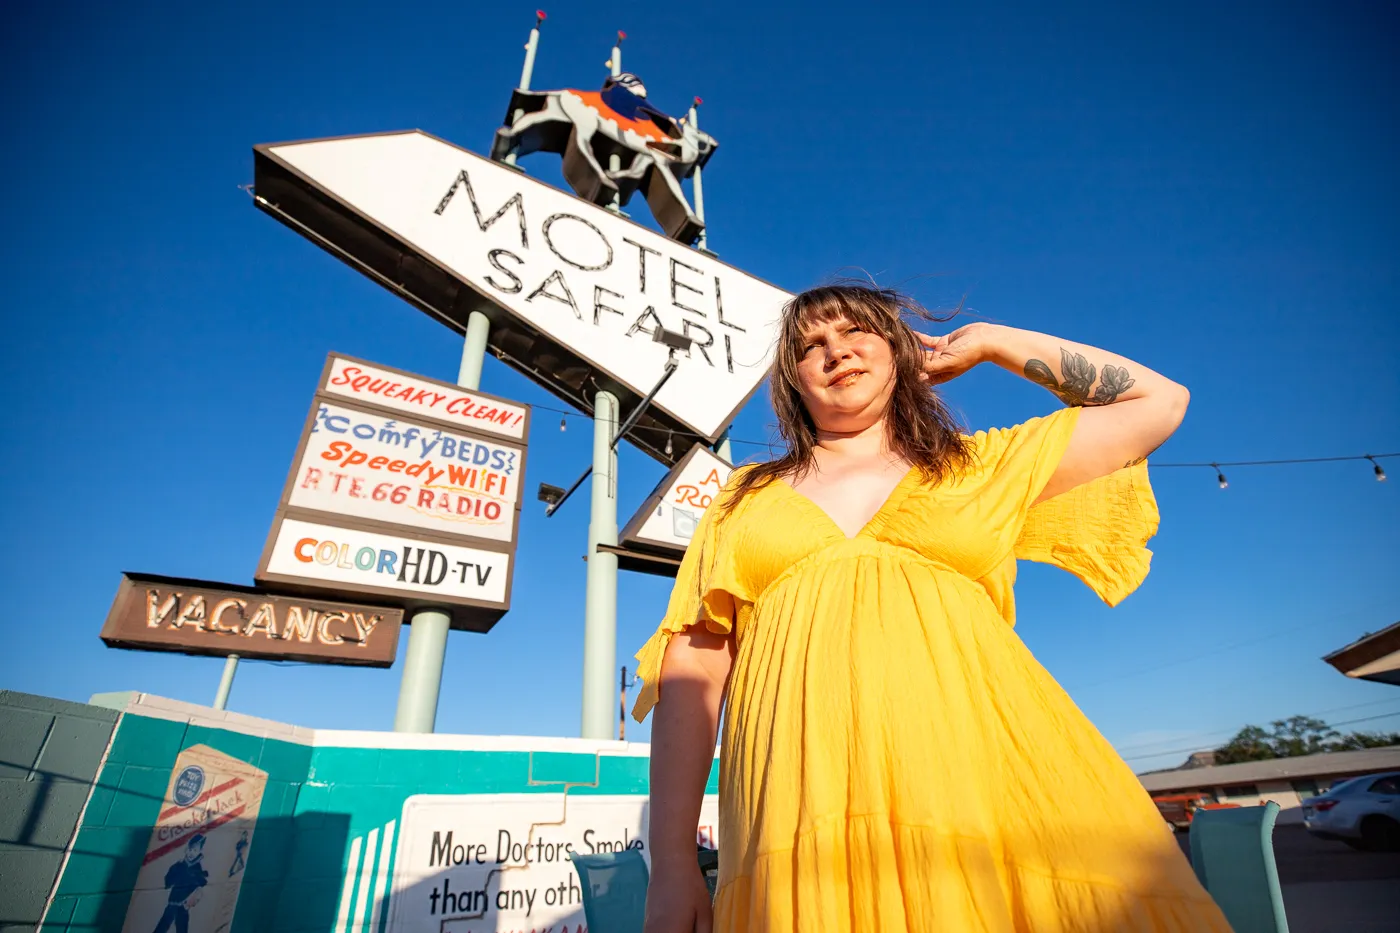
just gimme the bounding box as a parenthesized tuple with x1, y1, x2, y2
(0, 692, 120, 933)
(25, 694, 717, 933)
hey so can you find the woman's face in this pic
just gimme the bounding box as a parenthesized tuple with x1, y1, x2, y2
(794, 315, 898, 434)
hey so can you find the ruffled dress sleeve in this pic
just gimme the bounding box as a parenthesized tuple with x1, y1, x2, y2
(975, 407, 1161, 609)
(630, 469, 751, 723)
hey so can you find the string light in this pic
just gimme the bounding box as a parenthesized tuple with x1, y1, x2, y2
(559, 417, 566, 432)
(532, 402, 1394, 487)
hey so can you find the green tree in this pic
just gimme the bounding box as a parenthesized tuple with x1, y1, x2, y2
(1269, 716, 1339, 757)
(1214, 725, 1277, 764)
(1330, 730, 1400, 752)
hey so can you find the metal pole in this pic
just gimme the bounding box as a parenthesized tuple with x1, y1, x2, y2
(457, 310, 491, 388)
(606, 34, 624, 212)
(688, 100, 709, 253)
(581, 390, 620, 738)
(619, 665, 628, 741)
(392, 610, 451, 733)
(392, 310, 490, 733)
(212, 655, 239, 711)
(504, 13, 545, 167)
(714, 429, 733, 463)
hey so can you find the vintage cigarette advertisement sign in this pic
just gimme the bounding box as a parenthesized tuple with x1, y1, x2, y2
(621, 443, 734, 556)
(121, 745, 267, 933)
(100, 573, 402, 666)
(385, 794, 719, 933)
(257, 354, 528, 631)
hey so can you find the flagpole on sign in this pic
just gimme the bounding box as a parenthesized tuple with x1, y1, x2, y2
(688, 98, 712, 256)
(503, 11, 545, 167)
(393, 14, 548, 734)
(605, 32, 625, 214)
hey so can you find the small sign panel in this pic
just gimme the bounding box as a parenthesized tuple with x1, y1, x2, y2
(621, 444, 734, 556)
(100, 573, 402, 666)
(323, 355, 527, 441)
(258, 518, 511, 628)
(289, 400, 522, 544)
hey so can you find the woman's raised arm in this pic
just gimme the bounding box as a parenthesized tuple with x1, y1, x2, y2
(918, 323, 1190, 503)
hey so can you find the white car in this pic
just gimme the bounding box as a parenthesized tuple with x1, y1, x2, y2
(1302, 770, 1400, 851)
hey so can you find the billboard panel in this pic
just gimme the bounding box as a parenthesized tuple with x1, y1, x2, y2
(254, 132, 789, 460)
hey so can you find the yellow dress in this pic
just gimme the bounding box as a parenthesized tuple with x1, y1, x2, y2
(632, 408, 1232, 932)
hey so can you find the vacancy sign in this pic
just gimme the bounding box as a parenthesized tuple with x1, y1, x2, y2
(257, 132, 789, 441)
(257, 354, 529, 632)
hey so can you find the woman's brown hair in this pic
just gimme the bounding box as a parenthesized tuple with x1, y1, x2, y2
(719, 283, 973, 513)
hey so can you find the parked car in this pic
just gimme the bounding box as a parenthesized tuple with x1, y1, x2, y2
(1302, 770, 1400, 851)
(1152, 793, 1240, 832)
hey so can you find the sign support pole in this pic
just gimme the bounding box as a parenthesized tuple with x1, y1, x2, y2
(581, 389, 620, 738)
(392, 309, 492, 733)
(714, 429, 733, 463)
(212, 654, 239, 710)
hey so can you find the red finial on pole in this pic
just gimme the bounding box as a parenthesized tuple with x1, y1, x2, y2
(617, 30, 627, 43)
(694, 96, 703, 107)
(535, 10, 546, 24)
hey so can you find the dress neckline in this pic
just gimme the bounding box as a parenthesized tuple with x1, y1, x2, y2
(777, 466, 919, 540)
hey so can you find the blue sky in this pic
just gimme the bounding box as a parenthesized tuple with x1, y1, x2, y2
(3, 0, 1397, 772)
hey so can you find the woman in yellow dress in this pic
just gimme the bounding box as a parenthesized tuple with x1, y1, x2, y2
(633, 284, 1232, 932)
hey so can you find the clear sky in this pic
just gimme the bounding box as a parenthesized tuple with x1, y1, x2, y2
(3, 0, 1397, 773)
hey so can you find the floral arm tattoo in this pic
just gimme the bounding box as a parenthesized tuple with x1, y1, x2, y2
(1023, 349, 1136, 407)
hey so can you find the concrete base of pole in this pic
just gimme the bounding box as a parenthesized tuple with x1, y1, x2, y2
(213, 655, 239, 711)
(580, 390, 620, 739)
(393, 610, 451, 733)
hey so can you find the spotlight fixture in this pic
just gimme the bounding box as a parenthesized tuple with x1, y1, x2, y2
(537, 483, 565, 507)
(652, 326, 693, 353)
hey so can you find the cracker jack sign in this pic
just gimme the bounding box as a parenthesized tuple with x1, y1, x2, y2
(256, 354, 528, 632)
(252, 131, 789, 464)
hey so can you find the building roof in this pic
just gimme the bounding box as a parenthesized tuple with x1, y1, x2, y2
(1138, 745, 1400, 793)
(1323, 620, 1400, 686)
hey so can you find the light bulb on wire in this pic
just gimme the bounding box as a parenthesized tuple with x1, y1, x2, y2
(1213, 463, 1228, 489)
(1367, 455, 1387, 482)
(665, 433, 673, 457)
(559, 417, 566, 432)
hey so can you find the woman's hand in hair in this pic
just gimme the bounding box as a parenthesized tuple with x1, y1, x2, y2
(914, 323, 999, 385)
